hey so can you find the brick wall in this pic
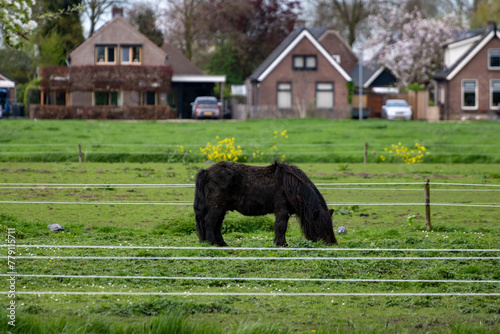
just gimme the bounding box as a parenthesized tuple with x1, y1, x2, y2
(318, 30, 358, 73)
(448, 37, 500, 118)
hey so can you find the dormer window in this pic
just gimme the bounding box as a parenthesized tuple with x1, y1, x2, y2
(293, 55, 317, 70)
(489, 49, 500, 69)
(121, 45, 142, 64)
(95, 45, 117, 64)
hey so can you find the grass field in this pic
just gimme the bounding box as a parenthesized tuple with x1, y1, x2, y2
(1, 118, 500, 163)
(0, 119, 499, 333)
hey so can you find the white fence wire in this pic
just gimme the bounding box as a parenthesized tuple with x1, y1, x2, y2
(2, 256, 499, 260)
(2, 245, 498, 252)
(2, 291, 498, 297)
(1, 181, 498, 298)
(2, 245, 498, 297)
(1, 273, 498, 284)
(1, 181, 499, 207)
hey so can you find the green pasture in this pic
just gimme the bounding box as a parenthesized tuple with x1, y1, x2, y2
(0, 119, 499, 333)
(0, 161, 499, 333)
(1, 118, 500, 163)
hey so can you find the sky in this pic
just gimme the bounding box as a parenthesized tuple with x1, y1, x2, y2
(81, 0, 318, 38)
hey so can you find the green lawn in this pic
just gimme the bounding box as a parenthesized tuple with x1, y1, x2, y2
(0, 119, 498, 333)
(1, 118, 500, 163)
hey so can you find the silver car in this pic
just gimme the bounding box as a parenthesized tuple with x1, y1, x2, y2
(191, 96, 220, 119)
(382, 99, 412, 120)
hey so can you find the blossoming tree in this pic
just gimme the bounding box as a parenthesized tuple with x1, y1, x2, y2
(364, 8, 468, 88)
(0, 0, 38, 48)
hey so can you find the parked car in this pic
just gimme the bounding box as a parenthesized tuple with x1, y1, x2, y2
(382, 99, 412, 120)
(191, 96, 220, 119)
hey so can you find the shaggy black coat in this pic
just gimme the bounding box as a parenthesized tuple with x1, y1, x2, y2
(194, 161, 337, 246)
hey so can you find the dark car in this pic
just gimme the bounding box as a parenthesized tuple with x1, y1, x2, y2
(191, 96, 220, 119)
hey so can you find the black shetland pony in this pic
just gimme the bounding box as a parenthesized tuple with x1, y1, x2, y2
(194, 161, 337, 246)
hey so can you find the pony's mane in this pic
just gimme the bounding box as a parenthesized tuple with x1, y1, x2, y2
(274, 162, 333, 242)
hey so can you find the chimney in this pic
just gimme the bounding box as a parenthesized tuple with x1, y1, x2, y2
(112, 6, 124, 18)
(327, 24, 336, 31)
(487, 21, 497, 33)
(295, 19, 306, 28)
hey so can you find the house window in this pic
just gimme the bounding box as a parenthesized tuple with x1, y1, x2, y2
(462, 80, 477, 109)
(489, 49, 500, 69)
(491, 80, 500, 109)
(94, 91, 121, 106)
(96, 45, 116, 64)
(277, 82, 292, 109)
(46, 91, 66, 105)
(142, 91, 157, 105)
(122, 45, 142, 64)
(293, 55, 317, 70)
(316, 82, 334, 109)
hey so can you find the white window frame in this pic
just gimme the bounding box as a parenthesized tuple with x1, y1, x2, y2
(488, 49, 500, 70)
(277, 82, 292, 109)
(315, 82, 334, 109)
(461, 79, 478, 110)
(491, 79, 500, 110)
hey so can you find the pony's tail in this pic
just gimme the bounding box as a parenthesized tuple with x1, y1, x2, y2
(194, 169, 209, 242)
(277, 163, 337, 245)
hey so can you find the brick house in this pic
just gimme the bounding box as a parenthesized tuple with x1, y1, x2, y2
(246, 27, 355, 119)
(36, 7, 174, 119)
(434, 22, 500, 120)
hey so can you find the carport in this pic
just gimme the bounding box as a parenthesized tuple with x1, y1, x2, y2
(171, 74, 226, 119)
(0, 73, 15, 113)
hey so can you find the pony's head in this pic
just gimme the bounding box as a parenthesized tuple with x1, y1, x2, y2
(309, 207, 337, 245)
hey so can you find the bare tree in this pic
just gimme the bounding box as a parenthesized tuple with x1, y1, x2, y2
(83, 0, 121, 36)
(312, 0, 380, 46)
(405, 0, 474, 21)
(162, 0, 206, 61)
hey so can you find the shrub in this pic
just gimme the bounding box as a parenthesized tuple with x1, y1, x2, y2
(200, 137, 243, 162)
(379, 142, 428, 164)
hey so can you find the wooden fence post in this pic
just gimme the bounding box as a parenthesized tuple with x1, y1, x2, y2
(425, 179, 431, 231)
(364, 142, 368, 164)
(78, 143, 82, 163)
